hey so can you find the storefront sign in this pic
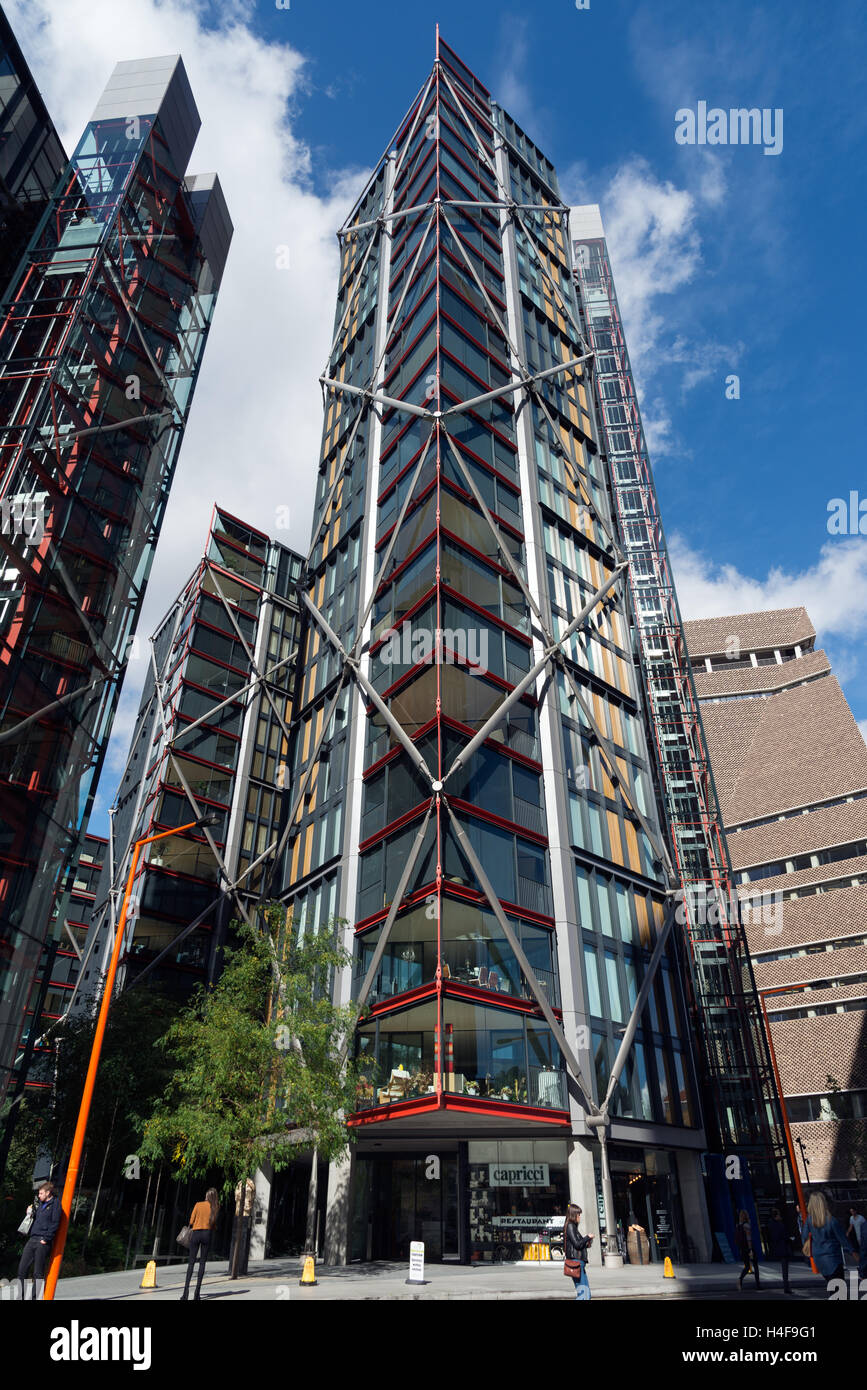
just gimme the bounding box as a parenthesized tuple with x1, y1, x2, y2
(488, 1163, 550, 1187)
(492, 1214, 564, 1229)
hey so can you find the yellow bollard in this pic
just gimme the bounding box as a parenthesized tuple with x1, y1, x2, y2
(140, 1260, 157, 1289)
(299, 1255, 318, 1286)
(663, 1256, 675, 1278)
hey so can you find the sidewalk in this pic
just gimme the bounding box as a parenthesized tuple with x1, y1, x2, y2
(44, 1257, 828, 1302)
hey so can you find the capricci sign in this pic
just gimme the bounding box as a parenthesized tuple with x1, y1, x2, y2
(489, 1163, 549, 1186)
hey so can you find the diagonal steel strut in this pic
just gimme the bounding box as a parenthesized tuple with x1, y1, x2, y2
(352, 800, 434, 1019)
(300, 590, 435, 785)
(442, 795, 598, 1115)
(443, 561, 629, 781)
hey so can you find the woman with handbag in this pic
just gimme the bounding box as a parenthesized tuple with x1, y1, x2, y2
(180, 1188, 219, 1301)
(563, 1203, 593, 1300)
(17, 1181, 61, 1300)
(799, 1191, 849, 1297)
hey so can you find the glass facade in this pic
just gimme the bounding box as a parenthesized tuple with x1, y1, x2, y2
(83, 509, 303, 1001)
(571, 218, 787, 1192)
(0, 11, 66, 298)
(0, 56, 231, 1100)
(280, 38, 709, 1261)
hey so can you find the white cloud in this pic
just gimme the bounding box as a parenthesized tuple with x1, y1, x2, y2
(570, 157, 736, 451)
(592, 159, 702, 376)
(641, 403, 675, 457)
(669, 533, 867, 642)
(493, 16, 536, 136)
(6, 0, 370, 811)
(668, 333, 744, 394)
(858, 720, 867, 747)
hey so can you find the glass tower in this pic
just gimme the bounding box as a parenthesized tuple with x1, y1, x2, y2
(281, 38, 720, 1265)
(0, 55, 232, 1101)
(0, 6, 67, 300)
(571, 208, 789, 1220)
(83, 507, 304, 1004)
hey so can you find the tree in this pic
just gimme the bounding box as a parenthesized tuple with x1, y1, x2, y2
(0, 990, 177, 1275)
(140, 906, 360, 1269)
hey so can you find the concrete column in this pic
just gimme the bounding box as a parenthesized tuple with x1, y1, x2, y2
(323, 1150, 354, 1266)
(677, 1149, 712, 1262)
(249, 1162, 273, 1263)
(568, 1137, 602, 1266)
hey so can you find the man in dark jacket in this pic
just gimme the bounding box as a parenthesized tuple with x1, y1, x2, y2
(767, 1206, 793, 1294)
(18, 1181, 61, 1299)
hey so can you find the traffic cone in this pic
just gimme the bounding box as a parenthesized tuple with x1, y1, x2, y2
(299, 1255, 318, 1287)
(663, 1256, 675, 1278)
(140, 1260, 157, 1289)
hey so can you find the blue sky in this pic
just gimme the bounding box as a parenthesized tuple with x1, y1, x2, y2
(8, 0, 866, 833)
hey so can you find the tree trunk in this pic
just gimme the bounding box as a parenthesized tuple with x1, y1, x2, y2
(304, 1147, 319, 1256)
(85, 1097, 118, 1247)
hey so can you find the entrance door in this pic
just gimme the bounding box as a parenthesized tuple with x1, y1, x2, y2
(354, 1155, 459, 1262)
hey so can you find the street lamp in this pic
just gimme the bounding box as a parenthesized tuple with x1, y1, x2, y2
(43, 813, 218, 1300)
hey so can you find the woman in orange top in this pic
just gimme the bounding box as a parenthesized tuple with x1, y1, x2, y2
(181, 1189, 219, 1300)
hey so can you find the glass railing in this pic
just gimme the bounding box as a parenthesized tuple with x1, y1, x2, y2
(353, 1060, 567, 1112)
(353, 954, 559, 1008)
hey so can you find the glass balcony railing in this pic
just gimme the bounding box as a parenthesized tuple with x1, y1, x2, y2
(355, 1005, 567, 1115)
(353, 1060, 567, 1113)
(354, 910, 559, 1007)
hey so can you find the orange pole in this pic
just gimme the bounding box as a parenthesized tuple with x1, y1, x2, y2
(43, 820, 203, 1300)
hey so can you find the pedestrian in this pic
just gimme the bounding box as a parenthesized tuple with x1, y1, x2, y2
(846, 1206, 864, 1254)
(563, 1202, 593, 1300)
(735, 1208, 760, 1290)
(180, 1188, 219, 1301)
(17, 1180, 61, 1300)
(767, 1206, 792, 1294)
(799, 1192, 849, 1297)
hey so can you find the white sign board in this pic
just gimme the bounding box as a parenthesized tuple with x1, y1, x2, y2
(408, 1241, 425, 1284)
(488, 1162, 550, 1187)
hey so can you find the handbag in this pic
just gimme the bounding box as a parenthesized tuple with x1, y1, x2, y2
(563, 1258, 583, 1278)
(18, 1210, 34, 1238)
(176, 1225, 192, 1248)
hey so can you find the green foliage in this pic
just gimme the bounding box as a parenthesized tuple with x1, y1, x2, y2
(51, 989, 178, 1153)
(0, 1094, 53, 1277)
(57, 1223, 128, 1278)
(141, 908, 360, 1191)
(0, 990, 179, 1277)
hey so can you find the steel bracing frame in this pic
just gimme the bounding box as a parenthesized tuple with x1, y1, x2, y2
(78, 518, 303, 1009)
(279, 38, 691, 1249)
(0, 108, 219, 1097)
(572, 234, 790, 1189)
